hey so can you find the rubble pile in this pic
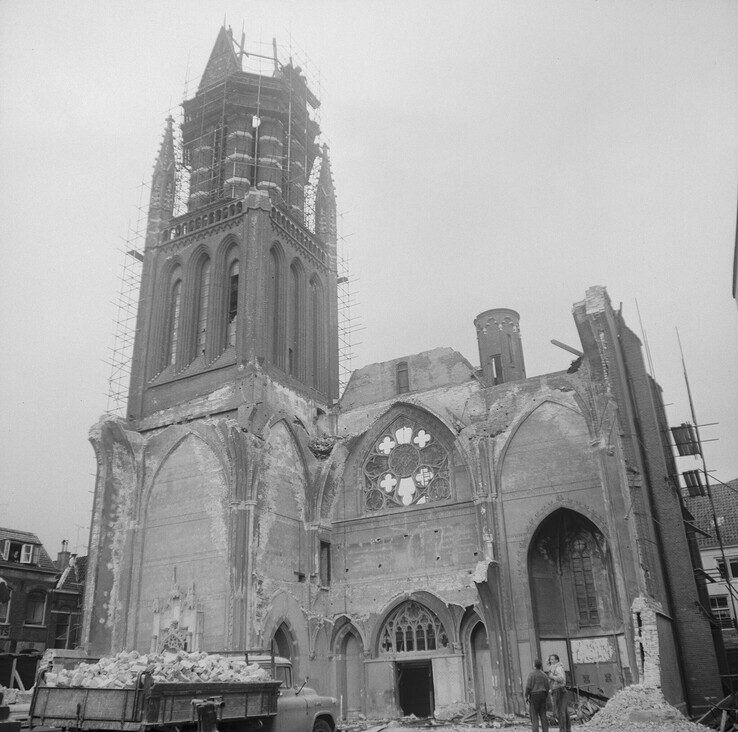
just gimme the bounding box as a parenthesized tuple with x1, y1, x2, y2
(583, 685, 711, 732)
(44, 650, 270, 689)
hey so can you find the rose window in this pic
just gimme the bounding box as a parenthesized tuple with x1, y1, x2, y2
(363, 418, 450, 511)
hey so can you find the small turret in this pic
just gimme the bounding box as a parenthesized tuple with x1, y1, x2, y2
(146, 116, 176, 240)
(315, 144, 336, 249)
(474, 308, 526, 386)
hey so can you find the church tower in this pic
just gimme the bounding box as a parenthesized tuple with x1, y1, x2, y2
(83, 28, 340, 659)
(127, 26, 338, 422)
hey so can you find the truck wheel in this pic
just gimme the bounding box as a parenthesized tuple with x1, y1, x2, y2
(312, 720, 332, 732)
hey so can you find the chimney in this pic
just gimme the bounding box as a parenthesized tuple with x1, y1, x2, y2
(474, 308, 526, 386)
(57, 539, 71, 570)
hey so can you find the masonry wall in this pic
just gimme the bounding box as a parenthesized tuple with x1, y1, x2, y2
(616, 319, 722, 711)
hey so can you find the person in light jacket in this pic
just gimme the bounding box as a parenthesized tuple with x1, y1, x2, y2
(546, 655, 570, 732)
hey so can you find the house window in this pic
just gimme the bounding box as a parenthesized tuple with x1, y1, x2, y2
(227, 260, 239, 347)
(319, 541, 331, 587)
(363, 416, 450, 512)
(0, 584, 10, 624)
(20, 544, 39, 565)
(53, 605, 74, 649)
(710, 596, 733, 629)
(396, 362, 409, 394)
(25, 591, 46, 626)
(717, 557, 738, 580)
(731, 558, 738, 579)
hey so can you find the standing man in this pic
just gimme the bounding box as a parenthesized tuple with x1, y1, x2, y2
(524, 659, 550, 732)
(547, 654, 570, 732)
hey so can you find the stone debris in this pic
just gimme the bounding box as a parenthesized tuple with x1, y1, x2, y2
(44, 650, 270, 689)
(582, 685, 711, 731)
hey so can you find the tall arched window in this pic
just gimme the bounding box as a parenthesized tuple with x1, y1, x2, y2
(195, 258, 211, 356)
(268, 247, 283, 367)
(570, 535, 599, 627)
(226, 260, 239, 348)
(164, 274, 182, 367)
(289, 262, 302, 377)
(310, 276, 324, 391)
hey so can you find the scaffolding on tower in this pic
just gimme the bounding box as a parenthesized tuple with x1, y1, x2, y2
(105, 183, 147, 416)
(105, 29, 361, 410)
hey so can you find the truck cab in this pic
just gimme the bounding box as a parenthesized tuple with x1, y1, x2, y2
(249, 655, 337, 732)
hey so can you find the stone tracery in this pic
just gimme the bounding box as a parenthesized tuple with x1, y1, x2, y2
(363, 417, 450, 511)
(378, 601, 449, 655)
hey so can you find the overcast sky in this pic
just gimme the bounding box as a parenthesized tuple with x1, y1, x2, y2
(1, 1, 736, 557)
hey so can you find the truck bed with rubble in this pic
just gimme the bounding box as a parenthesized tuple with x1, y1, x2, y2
(28, 651, 281, 732)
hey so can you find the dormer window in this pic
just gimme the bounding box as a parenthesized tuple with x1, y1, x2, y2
(396, 361, 410, 394)
(2, 541, 39, 564)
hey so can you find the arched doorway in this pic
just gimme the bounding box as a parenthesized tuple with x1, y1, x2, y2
(338, 628, 365, 718)
(377, 600, 450, 717)
(470, 622, 497, 712)
(272, 622, 294, 661)
(528, 509, 627, 698)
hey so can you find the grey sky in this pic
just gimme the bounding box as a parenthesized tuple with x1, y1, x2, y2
(1, 1, 736, 557)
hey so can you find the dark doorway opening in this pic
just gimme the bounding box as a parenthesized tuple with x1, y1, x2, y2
(397, 660, 434, 717)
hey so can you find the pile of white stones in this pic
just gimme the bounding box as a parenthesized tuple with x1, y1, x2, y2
(44, 650, 270, 689)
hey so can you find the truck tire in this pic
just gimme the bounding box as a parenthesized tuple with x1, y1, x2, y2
(312, 719, 332, 732)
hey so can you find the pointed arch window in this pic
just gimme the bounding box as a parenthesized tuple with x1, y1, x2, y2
(226, 260, 239, 348)
(195, 258, 211, 356)
(164, 274, 182, 367)
(363, 416, 450, 511)
(268, 247, 284, 367)
(379, 601, 448, 655)
(570, 535, 599, 627)
(289, 262, 302, 378)
(310, 276, 324, 391)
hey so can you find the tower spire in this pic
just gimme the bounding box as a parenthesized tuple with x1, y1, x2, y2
(199, 25, 239, 91)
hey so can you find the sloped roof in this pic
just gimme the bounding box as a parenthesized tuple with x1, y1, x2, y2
(0, 527, 43, 544)
(685, 479, 738, 549)
(0, 526, 58, 573)
(56, 556, 87, 592)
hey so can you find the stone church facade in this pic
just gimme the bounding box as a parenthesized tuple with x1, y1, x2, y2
(82, 28, 722, 718)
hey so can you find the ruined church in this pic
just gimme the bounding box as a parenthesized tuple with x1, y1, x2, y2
(82, 28, 723, 718)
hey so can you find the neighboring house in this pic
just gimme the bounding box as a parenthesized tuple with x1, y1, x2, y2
(686, 479, 738, 674)
(0, 530, 87, 655)
(0, 528, 59, 653)
(51, 545, 87, 650)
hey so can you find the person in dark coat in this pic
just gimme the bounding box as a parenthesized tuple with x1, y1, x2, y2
(524, 658, 551, 732)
